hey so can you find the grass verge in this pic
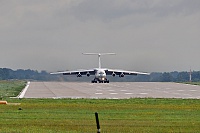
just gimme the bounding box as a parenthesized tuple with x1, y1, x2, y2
(0, 81, 200, 132)
(183, 82, 200, 86)
(1, 98, 200, 133)
(0, 80, 26, 99)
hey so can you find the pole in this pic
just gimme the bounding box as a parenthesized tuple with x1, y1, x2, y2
(189, 68, 192, 82)
(95, 112, 100, 133)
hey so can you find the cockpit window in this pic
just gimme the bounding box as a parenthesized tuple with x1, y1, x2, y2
(99, 72, 104, 74)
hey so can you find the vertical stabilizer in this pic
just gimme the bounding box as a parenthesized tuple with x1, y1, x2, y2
(82, 53, 116, 68)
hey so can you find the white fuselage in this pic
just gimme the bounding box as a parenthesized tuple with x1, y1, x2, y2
(95, 68, 107, 81)
(50, 53, 150, 83)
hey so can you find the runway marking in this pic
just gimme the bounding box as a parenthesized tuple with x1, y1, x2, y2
(190, 90, 197, 92)
(95, 93, 103, 95)
(140, 93, 148, 95)
(125, 93, 133, 95)
(53, 97, 61, 99)
(192, 85, 198, 87)
(110, 93, 118, 95)
(108, 97, 119, 99)
(24, 82, 200, 99)
(17, 81, 30, 98)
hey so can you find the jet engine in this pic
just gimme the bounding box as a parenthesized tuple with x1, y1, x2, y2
(86, 72, 90, 77)
(77, 73, 82, 77)
(112, 72, 116, 77)
(119, 73, 124, 77)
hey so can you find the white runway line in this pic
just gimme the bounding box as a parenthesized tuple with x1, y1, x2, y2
(24, 82, 200, 99)
(110, 93, 118, 95)
(125, 93, 133, 95)
(189, 90, 197, 91)
(139, 93, 148, 95)
(95, 93, 103, 95)
(17, 81, 30, 98)
(192, 85, 198, 87)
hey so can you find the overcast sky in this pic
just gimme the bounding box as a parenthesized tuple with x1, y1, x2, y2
(0, 0, 200, 72)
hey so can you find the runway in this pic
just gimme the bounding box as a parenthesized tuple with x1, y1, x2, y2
(22, 82, 200, 99)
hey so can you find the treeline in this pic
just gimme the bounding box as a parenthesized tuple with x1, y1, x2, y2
(0, 68, 200, 82)
(0, 68, 55, 81)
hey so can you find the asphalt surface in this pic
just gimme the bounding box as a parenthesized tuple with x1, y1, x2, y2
(22, 82, 200, 99)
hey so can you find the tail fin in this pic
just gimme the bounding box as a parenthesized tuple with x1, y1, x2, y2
(82, 53, 116, 68)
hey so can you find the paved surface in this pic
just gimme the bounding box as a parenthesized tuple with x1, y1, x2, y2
(22, 82, 200, 99)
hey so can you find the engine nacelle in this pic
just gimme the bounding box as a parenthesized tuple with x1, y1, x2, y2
(77, 73, 82, 77)
(119, 73, 124, 77)
(112, 72, 116, 77)
(86, 72, 90, 77)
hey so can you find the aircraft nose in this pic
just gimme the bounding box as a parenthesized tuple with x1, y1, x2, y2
(100, 73, 105, 76)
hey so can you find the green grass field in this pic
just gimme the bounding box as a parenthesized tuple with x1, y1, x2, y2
(183, 81, 200, 86)
(0, 80, 26, 99)
(0, 81, 200, 132)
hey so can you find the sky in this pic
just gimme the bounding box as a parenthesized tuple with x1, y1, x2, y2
(0, 0, 200, 72)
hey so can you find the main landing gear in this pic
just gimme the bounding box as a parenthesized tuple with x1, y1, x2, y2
(91, 79, 109, 83)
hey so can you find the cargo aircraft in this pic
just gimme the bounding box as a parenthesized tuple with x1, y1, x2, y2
(50, 53, 149, 83)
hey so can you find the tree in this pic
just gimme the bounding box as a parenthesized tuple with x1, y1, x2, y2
(160, 72, 173, 82)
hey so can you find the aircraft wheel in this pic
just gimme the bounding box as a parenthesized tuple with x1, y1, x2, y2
(92, 80, 97, 83)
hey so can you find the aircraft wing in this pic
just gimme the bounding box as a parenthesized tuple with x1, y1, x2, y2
(105, 69, 150, 76)
(50, 69, 95, 76)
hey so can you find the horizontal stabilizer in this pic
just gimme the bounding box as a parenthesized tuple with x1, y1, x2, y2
(82, 53, 116, 55)
(82, 53, 116, 68)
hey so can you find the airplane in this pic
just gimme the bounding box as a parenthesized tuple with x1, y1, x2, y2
(50, 53, 150, 83)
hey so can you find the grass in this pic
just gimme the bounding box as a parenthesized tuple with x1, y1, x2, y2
(183, 81, 200, 86)
(1, 98, 200, 132)
(0, 81, 200, 132)
(0, 80, 26, 99)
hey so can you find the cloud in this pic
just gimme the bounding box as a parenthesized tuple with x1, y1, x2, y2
(0, 0, 200, 72)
